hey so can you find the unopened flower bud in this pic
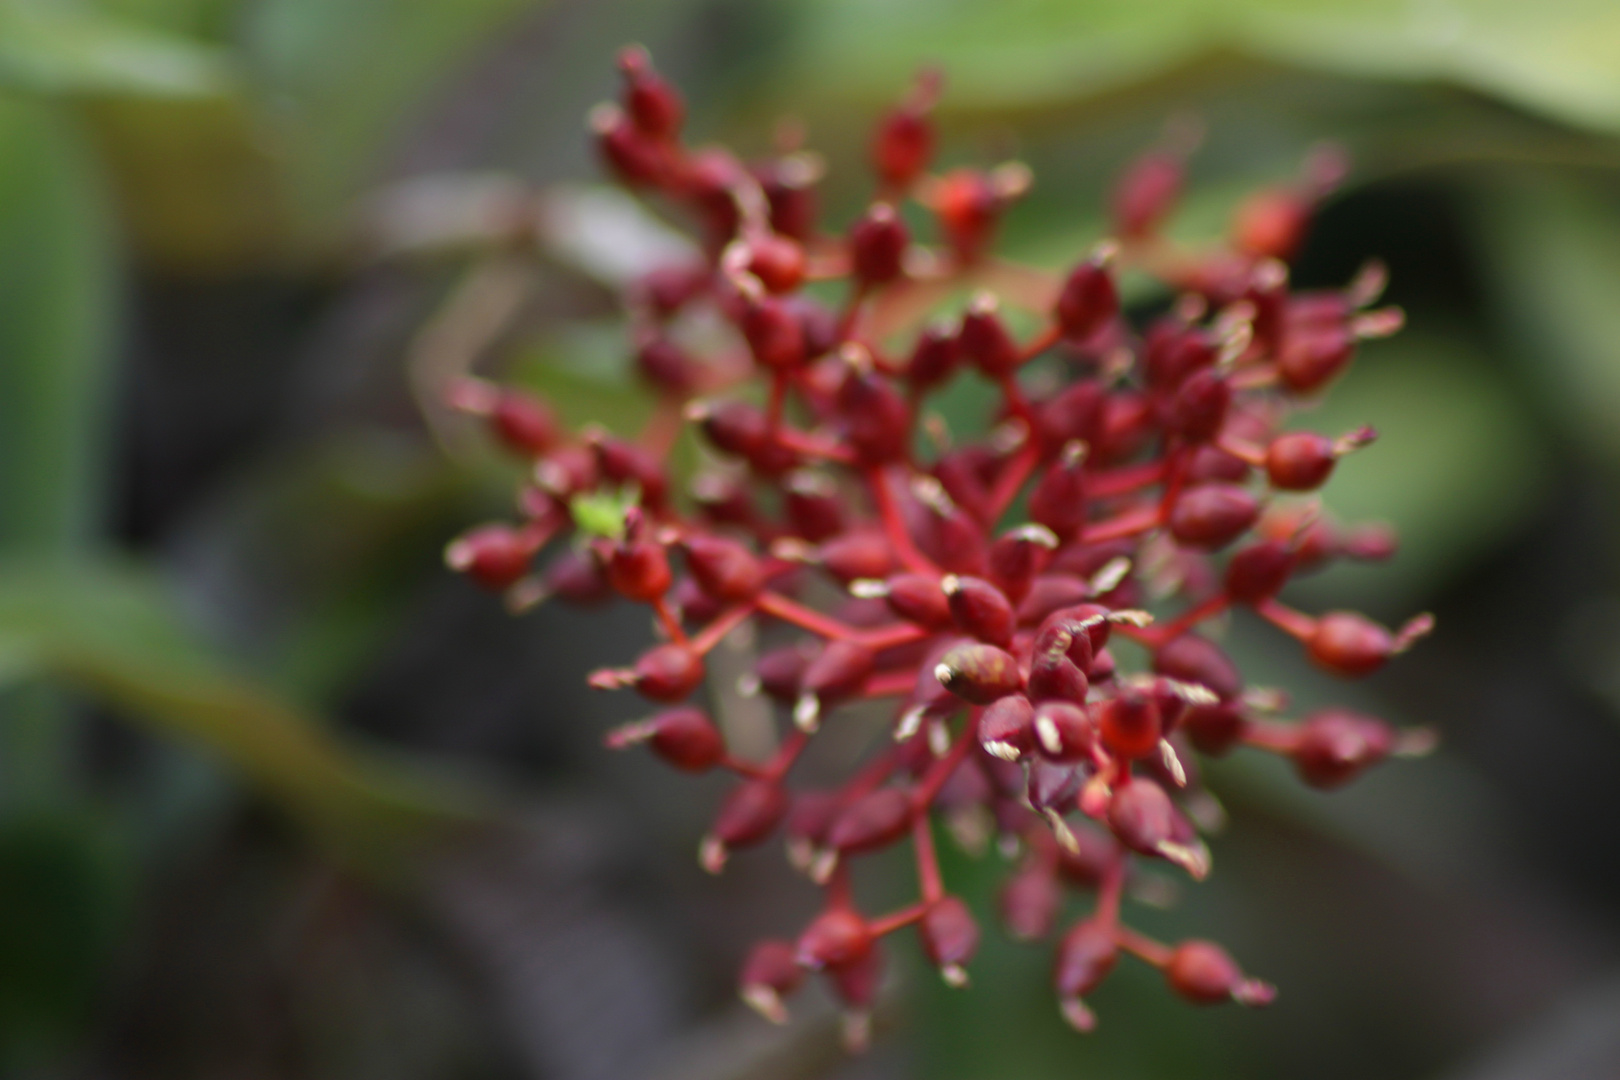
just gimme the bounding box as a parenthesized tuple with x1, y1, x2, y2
(1165, 940, 1275, 1007)
(1307, 610, 1432, 678)
(907, 321, 961, 389)
(488, 387, 560, 456)
(445, 524, 541, 591)
(632, 642, 704, 701)
(1034, 701, 1094, 762)
(1029, 442, 1089, 538)
(704, 779, 789, 871)
(850, 203, 909, 285)
(739, 939, 803, 1024)
(838, 354, 912, 465)
(1224, 539, 1296, 603)
(825, 788, 913, 858)
(1181, 702, 1248, 756)
(797, 640, 876, 730)
(1292, 708, 1396, 789)
(1112, 150, 1183, 237)
(921, 896, 980, 987)
(796, 907, 874, 971)
(606, 536, 673, 602)
(1054, 920, 1119, 1031)
(875, 573, 953, 629)
(682, 533, 764, 602)
(1168, 482, 1260, 550)
(740, 293, 806, 370)
(1153, 635, 1242, 701)
(958, 293, 1021, 378)
(988, 525, 1057, 604)
(1056, 255, 1119, 342)
(871, 74, 937, 188)
(935, 643, 1023, 704)
(816, 531, 897, 584)
(741, 233, 807, 294)
(980, 693, 1035, 760)
(606, 706, 725, 772)
(1098, 687, 1163, 759)
(617, 45, 684, 140)
(1233, 186, 1311, 262)
(1001, 863, 1061, 941)
(943, 574, 1015, 647)
(1166, 368, 1231, 443)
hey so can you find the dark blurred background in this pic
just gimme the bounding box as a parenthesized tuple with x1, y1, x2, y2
(3, 1, 1620, 1078)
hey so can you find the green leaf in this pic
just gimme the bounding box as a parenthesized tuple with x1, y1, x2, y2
(0, 0, 229, 97)
(0, 559, 486, 860)
(785, 0, 1620, 135)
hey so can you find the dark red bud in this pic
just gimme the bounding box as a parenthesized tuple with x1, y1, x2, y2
(607, 538, 673, 602)
(934, 170, 1004, 263)
(1112, 151, 1182, 237)
(1233, 187, 1311, 262)
(1181, 702, 1248, 756)
(906, 321, 961, 388)
(1027, 760, 1083, 811)
(1033, 701, 1093, 762)
(1056, 258, 1119, 342)
(1145, 325, 1217, 391)
(979, 693, 1036, 760)
(1278, 324, 1355, 392)
(491, 389, 560, 456)
(1055, 822, 1116, 887)
(797, 907, 873, 970)
(988, 526, 1057, 604)
(1154, 635, 1242, 700)
(740, 294, 806, 369)
(1107, 777, 1175, 854)
(593, 435, 669, 507)
(920, 897, 980, 985)
(1028, 443, 1089, 538)
(1001, 864, 1061, 941)
(617, 46, 684, 140)
(1166, 368, 1231, 443)
(1095, 390, 1155, 463)
(683, 533, 764, 602)
(943, 575, 1015, 647)
(606, 706, 724, 772)
(1165, 940, 1275, 1007)
(594, 105, 666, 187)
(818, 531, 896, 584)
(879, 573, 953, 629)
(1187, 444, 1251, 483)
(1265, 431, 1337, 490)
(958, 294, 1020, 378)
(631, 643, 704, 701)
(543, 547, 612, 605)
(1054, 920, 1119, 1031)
(739, 939, 804, 1023)
(826, 788, 913, 854)
(744, 233, 807, 294)
(1306, 611, 1392, 677)
(445, 524, 540, 590)
(838, 362, 911, 465)
(850, 203, 909, 285)
(636, 338, 698, 395)
(1037, 380, 1105, 452)
(798, 640, 876, 725)
(934, 450, 993, 525)
(1168, 482, 1260, 550)
(872, 105, 934, 188)
(935, 643, 1023, 704)
(753, 643, 810, 703)
(1016, 575, 1093, 626)
(1225, 539, 1296, 603)
(1292, 709, 1395, 789)
(712, 779, 789, 851)
(1097, 689, 1163, 759)
(783, 472, 845, 540)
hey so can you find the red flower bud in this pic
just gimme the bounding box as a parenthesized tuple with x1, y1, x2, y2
(797, 907, 873, 970)
(1017, 575, 1093, 626)
(1233, 187, 1311, 262)
(1180, 702, 1248, 756)
(920, 896, 980, 986)
(838, 358, 911, 465)
(1097, 687, 1163, 759)
(743, 233, 806, 294)
(543, 547, 612, 605)
(826, 788, 913, 855)
(683, 533, 764, 602)
(1225, 539, 1295, 603)
(1306, 611, 1391, 677)
(606, 537, 673, 602)
(871, 90, 935, 188)
(1037, 380, 1105, 452)
(490, 388, 560, 456)
(1188, 444, 1251, 483)
(593, 435, 669, 507)
(958, 293, 1021, 378)
(1112, 151, 1182, 237)
(1154, 635, 1242, 701)
(753, 643, 810, 703)
(1029, 442, 1089, 538)
(1265, 431, 1336, 490)
(980, 693, 1036, 760)
(636, 337, 699, 395)
(783, 472, 845, 540)
(1001, 864, 1061, 941)
(445, 524, 540, 590)
(593, 104, 666, 187)
(1165, 940, 1275, 1007)
(988, 525, 1057, 604)
(817, 531, 896, 584)
(850, 203, 909, 285)
(1168, 483, 1260, 549)
(935, 642, 1023, 704)
(740, 939, 803, 1023)
(617, 45, 684, 140)
(797, 640, 876, 729)
(866, 572, 952, 629)
(1107, 777, 1175, 854)
(606, 706, 724, 772)
(943, 575, 1015, 647)
(906, 321, 961, 389)
(624, 643, 700, 700)
(1054, 920, 1119, 1031)
(1166, 369, 1231, 443)
(706, 779, 789, 868)
(1056, 257, 1119, 342)
(1033, 701, 1094, 762)
(740, 294, 806, 370)
(1292, 709, 1395, 789)
(1278, 324, 1355, 392)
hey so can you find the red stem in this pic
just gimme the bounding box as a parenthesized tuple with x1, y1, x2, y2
(866, 467, 940, 575)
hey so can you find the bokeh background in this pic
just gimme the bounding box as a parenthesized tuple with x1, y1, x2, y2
(4, 1, 1620, 1078)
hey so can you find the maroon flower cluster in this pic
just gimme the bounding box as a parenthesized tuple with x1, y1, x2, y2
(443, 47, 1435, 1050)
